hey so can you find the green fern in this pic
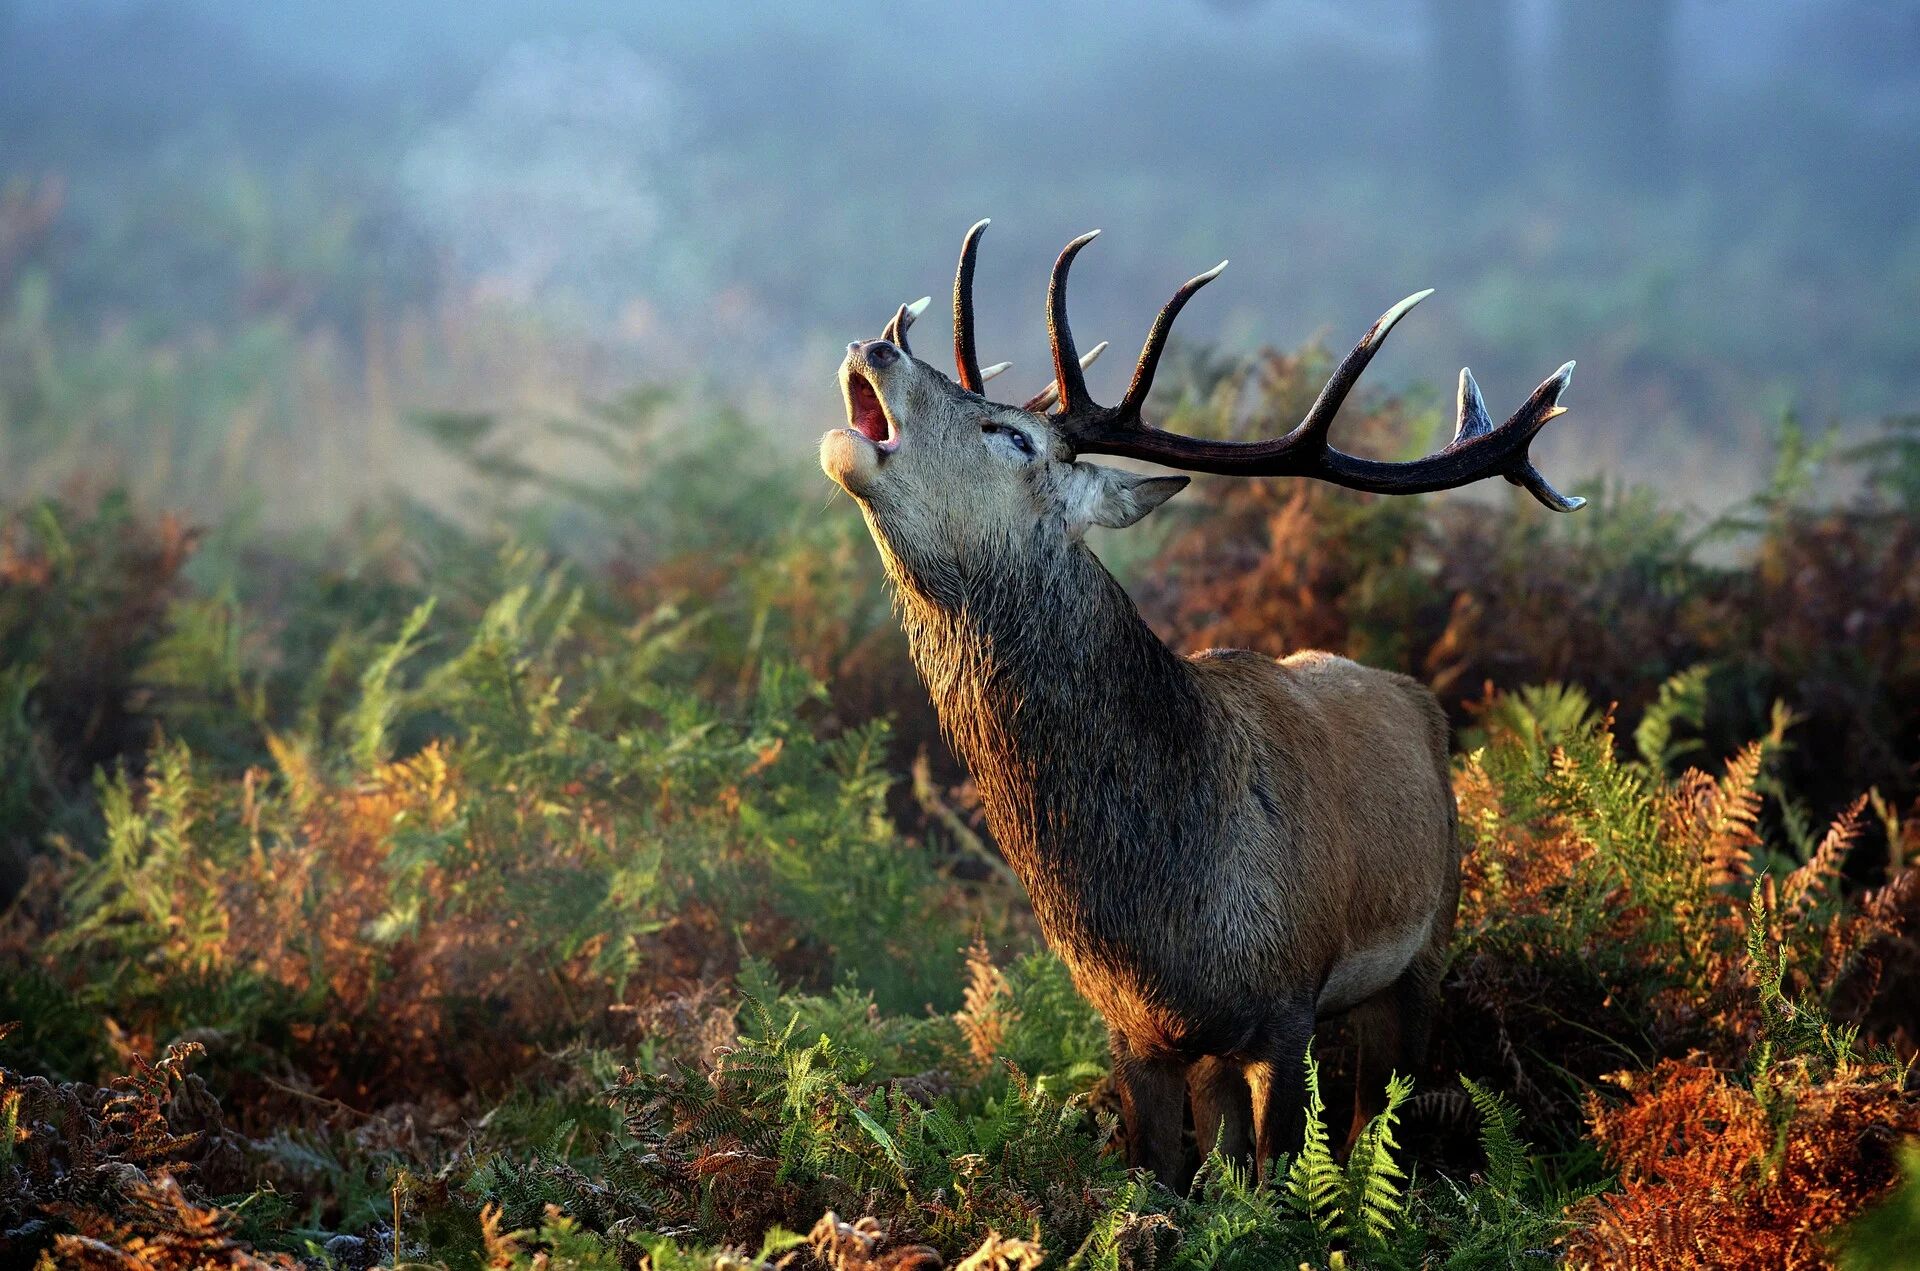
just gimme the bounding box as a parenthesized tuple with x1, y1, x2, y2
(1633, 663, 1711, 774)
(1341, 1072, 1412, 1251)
(1459, 1077, 1528, 1198)
(596, 980, 1123, 1256)
(1743, 878, 1884, 1083)
(1480, 681, 1595, 774)
(344, 595, 436, 771)
(1173, 1150, 1296, 1270)
(995, 951, 1112, 1096)
(1407, 1079, 1580, 1269)
(1282, 1050, 1344, 1243)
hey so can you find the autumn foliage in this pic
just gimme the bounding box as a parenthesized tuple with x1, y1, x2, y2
(3, 365, 1919, 1266)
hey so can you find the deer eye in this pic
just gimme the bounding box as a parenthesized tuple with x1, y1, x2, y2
(983, 422, 1036, 459)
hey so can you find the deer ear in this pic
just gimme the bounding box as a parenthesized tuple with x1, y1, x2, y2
(1065, 463, 1189, 532)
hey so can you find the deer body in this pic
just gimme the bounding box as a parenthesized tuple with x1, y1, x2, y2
(872, 462, 1456, 1179)
(822, 223, 1580, 1186)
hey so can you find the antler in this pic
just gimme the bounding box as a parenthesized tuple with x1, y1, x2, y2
(1033, 231, 1586, 512)
(881, 295, 931, 356)
(953, 219, 990, 392)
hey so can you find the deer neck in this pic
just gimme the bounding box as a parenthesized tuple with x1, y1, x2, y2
(881, 527, 1212, 896)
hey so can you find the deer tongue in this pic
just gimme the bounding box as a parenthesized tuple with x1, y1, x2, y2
(847, 374, 893, 447)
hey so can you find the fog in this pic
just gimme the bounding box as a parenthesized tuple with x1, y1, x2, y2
(3, 0, 1916, 517)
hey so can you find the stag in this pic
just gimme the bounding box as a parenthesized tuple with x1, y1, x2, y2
(819, 221, 1583, 1189)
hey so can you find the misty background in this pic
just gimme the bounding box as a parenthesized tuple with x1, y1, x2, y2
(1, 0, 1916, 523)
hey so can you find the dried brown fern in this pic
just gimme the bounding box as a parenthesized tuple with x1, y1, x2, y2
(808, 1211, 944, 1271)
(955, 938, 1014, 1071)
(2, 1041, 287, 1269)
(1669, 740, 1765, 892)
(48, 1173, 299, 1271)
(1567, 1058, 1920, 1269)
(1783, 795, 1870, 923)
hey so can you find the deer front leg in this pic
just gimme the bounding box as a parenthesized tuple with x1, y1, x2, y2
(1245, 1005, 1316, 1180)
(1111, 1037, 1191, 1191)
(1189, 1055, 1253, 1170)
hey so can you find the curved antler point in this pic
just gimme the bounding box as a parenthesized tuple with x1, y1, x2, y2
(1046, 232, 1102, 412)
(954, 222, 992, 391)
(1510, 459, 1586, 513)
(1452, 367, 1496, 445)
(1365, 290, 1431, 349)
(1393, 288, 1434, 315)
(1536, 360, 1577, 408)
(906, 296, 932, 319)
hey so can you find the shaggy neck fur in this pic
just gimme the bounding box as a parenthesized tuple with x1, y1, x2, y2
(870, 514, 1223, 962)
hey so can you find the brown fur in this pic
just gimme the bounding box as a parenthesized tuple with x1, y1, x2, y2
(821, 338, 1459, 1188)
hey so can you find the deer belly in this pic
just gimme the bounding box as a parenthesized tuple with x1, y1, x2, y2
(1316, 917, 1432, 1016)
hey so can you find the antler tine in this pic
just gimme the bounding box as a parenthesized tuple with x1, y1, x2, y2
(1499, 362, 1584, 511)
(1292, 289, 1432, 447)
(954, 219, 990, 393)
(1453, 368, 1494, 444)
(1450, 364, 1581, 509)
(882, 296, 932, 357)
(1022, 341, 1108, 413)
(881, 304, 909, 354)
(1119, 260, 1228, 418)
(1046, 231, 1102, 416)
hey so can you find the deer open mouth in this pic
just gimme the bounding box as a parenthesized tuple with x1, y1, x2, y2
(846, 372, 899, 452)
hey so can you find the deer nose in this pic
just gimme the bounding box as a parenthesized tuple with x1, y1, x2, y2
(854, 339, 900, 368)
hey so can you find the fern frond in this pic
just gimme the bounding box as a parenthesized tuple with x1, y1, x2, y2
(346, 596, 436, 771)
(1781, 794, 1867, 921)
(1282, 1050, 1341, 1241)
(1634, 663, 1711, 773)
(1704, 740, 1765, 888)
(1341, 1071, 1411, 1249)
(1459, 1076, 1529, 1197)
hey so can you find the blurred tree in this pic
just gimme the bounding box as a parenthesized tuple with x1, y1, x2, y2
(1552, 0, 1676, 186)
(1426, 0, 1523, 183)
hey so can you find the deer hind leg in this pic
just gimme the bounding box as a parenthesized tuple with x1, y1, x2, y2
(1245, 1005, 1315, 1181)
(1188, 1055, 1253, 1172)
(1112, 1038, 1192, 1191)
(1345, 944, 1446, 1152)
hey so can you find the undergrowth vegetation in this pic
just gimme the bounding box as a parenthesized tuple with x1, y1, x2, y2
(3, 353, 1919, 1267)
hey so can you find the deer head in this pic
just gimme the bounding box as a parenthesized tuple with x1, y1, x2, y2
(821, 220, 1584, 579)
